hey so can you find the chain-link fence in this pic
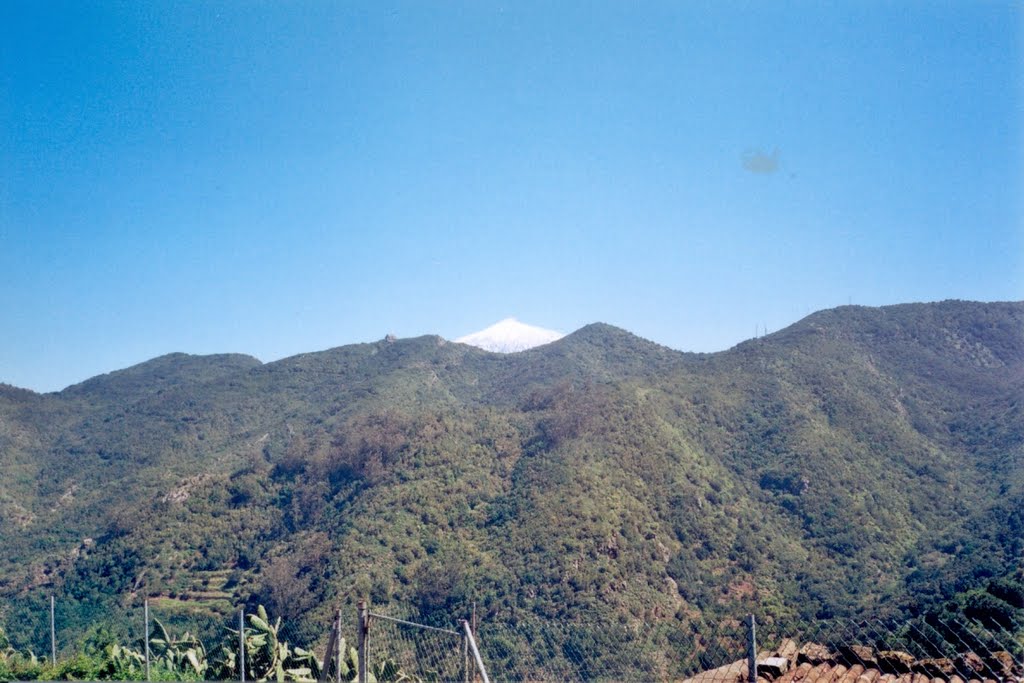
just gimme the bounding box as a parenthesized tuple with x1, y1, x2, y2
(0, 596, 335, 681)
(359, 606, 475, 683)
(2, 597, 1023, 682)
(750, 612, 1024, 680)
(0, 596, 243, 659)
(473, 615, 755, 681)
(472, 612, 1024, 682)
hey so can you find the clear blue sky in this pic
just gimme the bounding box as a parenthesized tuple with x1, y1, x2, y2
(2, 1, 1022, 392)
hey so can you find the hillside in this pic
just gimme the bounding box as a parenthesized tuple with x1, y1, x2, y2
(0, 300, 1021, 652)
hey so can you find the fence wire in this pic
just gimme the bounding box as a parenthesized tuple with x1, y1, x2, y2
(365, 611, 468, 683)
(749, 613, 1023, 681)
(0, 597, 344, 681)
(2, 598, 1022, 682)
(472, 613, 1023, 683)
(474, 616, 751, 682)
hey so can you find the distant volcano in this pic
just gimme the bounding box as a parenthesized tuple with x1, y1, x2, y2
(455, 318, 564, 353)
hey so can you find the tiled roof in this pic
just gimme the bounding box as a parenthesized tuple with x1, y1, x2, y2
(684, 638, 1023, 683)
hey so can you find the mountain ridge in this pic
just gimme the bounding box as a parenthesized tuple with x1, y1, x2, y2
(0, 300, 1021, 653)
(8, 298, 1019, 396)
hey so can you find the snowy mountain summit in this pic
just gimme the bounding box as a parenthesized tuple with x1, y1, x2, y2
(456, 318, 564, 353)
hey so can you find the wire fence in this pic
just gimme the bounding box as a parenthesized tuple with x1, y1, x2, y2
(0, 597, 267, 660)
(474, 615, 758, 681)
(1, 597, 1022, 682)
(474, 612, 1024, 682)
(747, 615, 1024, 683)
(0, 597, 332, 681)
(364, 609, 469, 682)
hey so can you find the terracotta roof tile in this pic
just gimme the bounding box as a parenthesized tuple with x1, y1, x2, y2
(685, 640, 1023, 683)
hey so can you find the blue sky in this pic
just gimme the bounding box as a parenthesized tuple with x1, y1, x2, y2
(2, 1, 1022, 392)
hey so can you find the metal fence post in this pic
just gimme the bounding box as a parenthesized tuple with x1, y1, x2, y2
(470, 602, 476, 683)
(336, 609, 343, 683)
(747, 614, 757, 683)
(144, 599, 151, 681)
(462, 620, 490, 683)
(50, 595, 56, 667)
(357, 601, 369, 683)
(239, 608, 246, 682)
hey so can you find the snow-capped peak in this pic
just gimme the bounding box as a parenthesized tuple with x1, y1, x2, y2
(455, 318, 564, 353)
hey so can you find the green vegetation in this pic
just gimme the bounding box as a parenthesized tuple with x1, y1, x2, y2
(0, 301, 1021, 665)
(0, 604, 415, 682)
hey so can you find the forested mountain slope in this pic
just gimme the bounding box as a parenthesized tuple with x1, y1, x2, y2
(0, 300, 1021, 647)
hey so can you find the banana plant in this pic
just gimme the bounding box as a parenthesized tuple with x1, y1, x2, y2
(105, 642, 147, 678)
(148, 617, 209, 678)
(286, 644, 323, 681)
(372, 657, 422, 682)
(0, 626, 14, 664)
(330, 637, 359, 682)
(243, 604, 286, 680)
(224, 604, 326, 682)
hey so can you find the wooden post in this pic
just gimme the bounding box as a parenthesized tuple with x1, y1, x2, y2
(357, 601, 369, 683)
(747, 614, 757, 683)
(319, 609, 340, 683)
(144, 599, 151, 682)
